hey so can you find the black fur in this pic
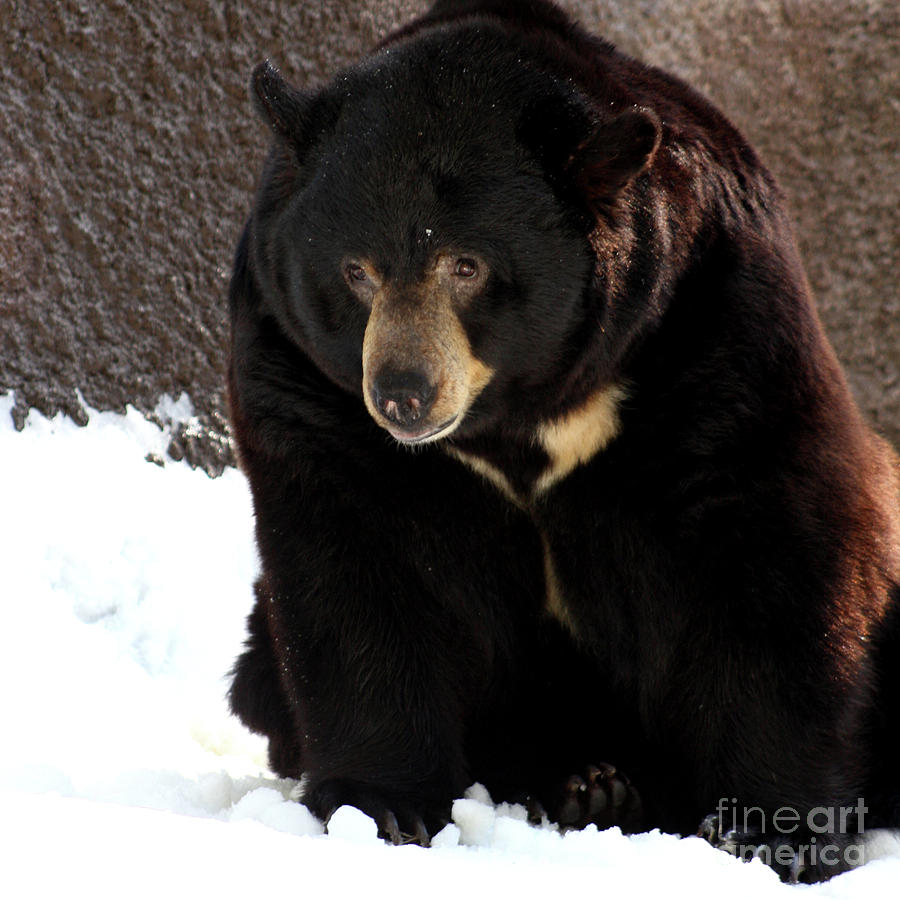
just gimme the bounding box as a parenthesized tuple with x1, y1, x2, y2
(227, 0, 900, 878)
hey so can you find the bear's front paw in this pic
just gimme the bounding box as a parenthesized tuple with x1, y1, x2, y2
(700, 813, 808, 882)
(698, 813, 860, 883)
(533, 763, 643, 834)
(304, 778, 448, 847)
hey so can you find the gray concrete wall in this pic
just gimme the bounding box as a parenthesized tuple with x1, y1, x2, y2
(2, 0, 897, 472)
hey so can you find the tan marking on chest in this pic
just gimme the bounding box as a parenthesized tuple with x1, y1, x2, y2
(542, 535, 577, 635)
(446, 384, 625, 503)
(445, 446, 523, 507)
(534, 384, 627, 495)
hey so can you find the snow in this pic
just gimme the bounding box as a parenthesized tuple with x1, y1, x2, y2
(2, 392, 899, 898)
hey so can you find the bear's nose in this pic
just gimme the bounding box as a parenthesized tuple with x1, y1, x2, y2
(371, 368, 436, 428)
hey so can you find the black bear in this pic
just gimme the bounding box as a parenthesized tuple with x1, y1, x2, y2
(227, 0, 900, 881)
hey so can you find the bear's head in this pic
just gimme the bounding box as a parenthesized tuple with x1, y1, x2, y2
(249, 24, 659, 444)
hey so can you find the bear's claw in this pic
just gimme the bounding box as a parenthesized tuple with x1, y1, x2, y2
(309, 778, 443, 848)
(322, 802, 434, 847)
(377, 809, 431, 847)
(535, 763, 643, 833)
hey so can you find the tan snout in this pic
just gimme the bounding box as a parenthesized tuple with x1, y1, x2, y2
(361, 285, 492, 444)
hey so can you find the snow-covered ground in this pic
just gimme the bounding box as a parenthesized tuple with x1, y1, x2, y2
(2, 392, 899, 898)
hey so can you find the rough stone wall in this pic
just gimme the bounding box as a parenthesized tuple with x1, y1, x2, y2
(1, 0, 897, 472)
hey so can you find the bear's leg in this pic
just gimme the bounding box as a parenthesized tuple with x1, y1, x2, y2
(260, 563, 473, 844)
(238, 446, 551, 846)
(678, 663, 873, 882)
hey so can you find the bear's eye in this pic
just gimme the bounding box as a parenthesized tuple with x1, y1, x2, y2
(346, 264, 368, 283)
(455, 258, 478, 278)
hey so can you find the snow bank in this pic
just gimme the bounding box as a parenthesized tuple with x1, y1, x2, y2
(1, 393, 898, 898)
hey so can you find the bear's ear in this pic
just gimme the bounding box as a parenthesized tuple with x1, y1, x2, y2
(570, 109, 661, 216)
(251, 60, 316, 142)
